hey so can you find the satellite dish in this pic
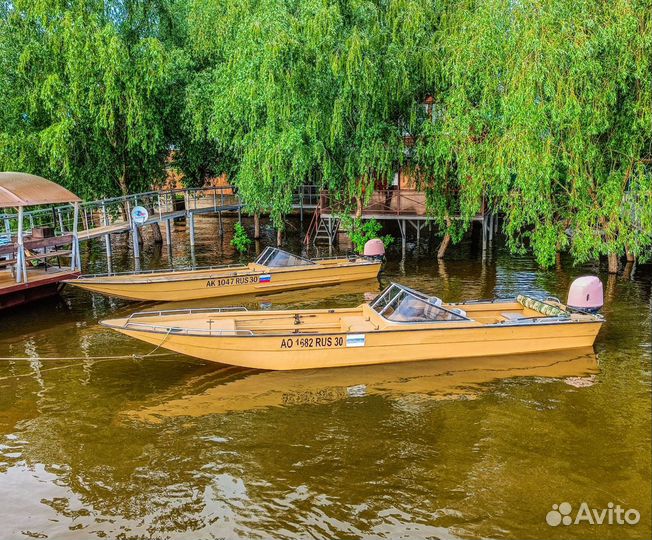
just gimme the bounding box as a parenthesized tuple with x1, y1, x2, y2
(131, 206, 149, 225)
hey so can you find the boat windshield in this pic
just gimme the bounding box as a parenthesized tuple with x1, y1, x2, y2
(370, 283, 470, 322)
(256, 247, 316, 268)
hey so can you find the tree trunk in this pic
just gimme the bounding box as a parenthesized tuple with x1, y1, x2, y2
(254, 213, 261, 239)
(623, 261, 634, 280)
(437, 216, 452, 259)
(150, 222, 162, 243)
(626, 247, 635, 263)
(148, 201, 162, 243)
(276, 228, 282, 246)
(607, 252, 620, 274)
(118, 171, 129, 221)
(355, 196, 363, 219)
(437, 233, 451, 259)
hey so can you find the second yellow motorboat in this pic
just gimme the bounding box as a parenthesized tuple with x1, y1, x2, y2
(66, 247, 381, 302)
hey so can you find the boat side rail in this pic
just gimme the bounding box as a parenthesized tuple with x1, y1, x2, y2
(310, 253, 364, 262)
(124, 321, 255, 336)
(493, 315, 575, 325)
(125, 306, 249, 323)
(76, 263, 247, 279)
(452, 297, 517, 305)
(455, 295, 563, 306)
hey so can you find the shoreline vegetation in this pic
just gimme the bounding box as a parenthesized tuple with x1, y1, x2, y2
(0, 0, 650, 273)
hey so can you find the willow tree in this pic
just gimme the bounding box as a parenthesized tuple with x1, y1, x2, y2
(316, 0, 438, 213)
(417, 0, 652, 270)
(186, 0, 321, 239)
(186, 0, 438, 235)
(0, 0, 179, 200)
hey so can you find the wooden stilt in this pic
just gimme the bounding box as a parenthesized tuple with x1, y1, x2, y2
(189, 212, 195, 249)
(165, 219, 172, 246)
(166, 219, 173, 266)
(132, 221, 140, 261)
(104, 233, 112, 259)
(16, 207, 25, 283)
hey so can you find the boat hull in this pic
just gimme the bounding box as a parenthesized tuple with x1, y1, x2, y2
(107, 320, 603, 370)
(69, 261, 381, 301)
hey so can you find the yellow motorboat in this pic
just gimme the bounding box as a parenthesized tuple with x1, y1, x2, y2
(66, 247, 381, 301)
(101, 280, 605, 371)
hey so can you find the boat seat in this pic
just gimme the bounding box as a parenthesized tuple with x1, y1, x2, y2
(341, 316, 376, 332)
(501, 312, 526, 321)
(207, 318, 237, 333)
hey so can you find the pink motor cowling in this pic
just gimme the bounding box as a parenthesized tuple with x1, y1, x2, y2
(567, 276, 603, 312)
(363, 238, 386, 259)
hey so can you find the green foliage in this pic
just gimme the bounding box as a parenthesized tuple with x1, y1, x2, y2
(185, 0, 436, 229)
(230, 222, 252, 253)
(411, 0, 652, 266)
(342, 217, 394, 254)
(1, 0, 649, 266)
(0, 0, 183, 199)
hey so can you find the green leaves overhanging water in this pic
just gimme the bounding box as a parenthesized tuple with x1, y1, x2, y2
(0, 0, 650, 266)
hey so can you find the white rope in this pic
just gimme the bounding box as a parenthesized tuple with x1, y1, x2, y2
(141, 327, 173, 357)
(0, 327, 177, 382)
(0, 352, 173, 362)
(0, 351, 177, 381)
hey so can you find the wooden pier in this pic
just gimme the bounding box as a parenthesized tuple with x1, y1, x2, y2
(304, 189, 492, 255)
(0, 173, 83, 309)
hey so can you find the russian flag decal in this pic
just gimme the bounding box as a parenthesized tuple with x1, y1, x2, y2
(260, 274, 272, 283)
(346, 334, 366, 347)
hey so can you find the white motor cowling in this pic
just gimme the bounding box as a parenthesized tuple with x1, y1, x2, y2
(567, 276, 603, 312)
(363, 238, 386, 260)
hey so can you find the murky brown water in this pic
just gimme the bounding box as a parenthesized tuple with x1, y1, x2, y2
(1, 215, 650, 539)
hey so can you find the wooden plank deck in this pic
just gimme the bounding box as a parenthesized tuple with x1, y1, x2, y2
(0, 267, 79, 310)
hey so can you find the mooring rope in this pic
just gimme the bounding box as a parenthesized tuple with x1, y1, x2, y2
(1, 323, 175, 363)
(0, 352, 174, 362)
(0, 351, 177, 382)
(0, 328, 177, 381)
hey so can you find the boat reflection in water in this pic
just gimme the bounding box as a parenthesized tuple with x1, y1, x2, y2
(124, 348, 599, 423)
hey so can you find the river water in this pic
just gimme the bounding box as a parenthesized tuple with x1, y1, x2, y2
(0, 215, 650, 539)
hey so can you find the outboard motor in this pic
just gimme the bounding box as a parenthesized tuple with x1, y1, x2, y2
(363, 238, 386, 261)
(567, 276, 604, 313)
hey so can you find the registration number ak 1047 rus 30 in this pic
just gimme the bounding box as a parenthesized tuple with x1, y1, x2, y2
(206, 276, 259, 287)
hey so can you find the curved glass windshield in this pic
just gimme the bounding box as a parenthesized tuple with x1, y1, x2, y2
(256, 247, 315, 268)
(370, 284, 470, 322)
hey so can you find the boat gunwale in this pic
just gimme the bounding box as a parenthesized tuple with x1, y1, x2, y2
(68, 263, 249, 280)
(68, 259, 381, 285)
(100, 315, 603, 339)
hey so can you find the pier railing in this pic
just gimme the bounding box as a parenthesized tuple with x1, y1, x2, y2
(0, 186, 240, 237)
(320, 189, 428, 217)
(0, 184, 319, 239)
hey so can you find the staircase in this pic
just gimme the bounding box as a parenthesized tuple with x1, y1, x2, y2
(314, 216, 340, 245)
(303, 209, 341, 246)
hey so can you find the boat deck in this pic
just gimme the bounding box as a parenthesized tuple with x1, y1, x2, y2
(108, 301, 553, 338)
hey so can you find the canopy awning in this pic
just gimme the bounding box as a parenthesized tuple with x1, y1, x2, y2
(0, 172, 81, 208)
